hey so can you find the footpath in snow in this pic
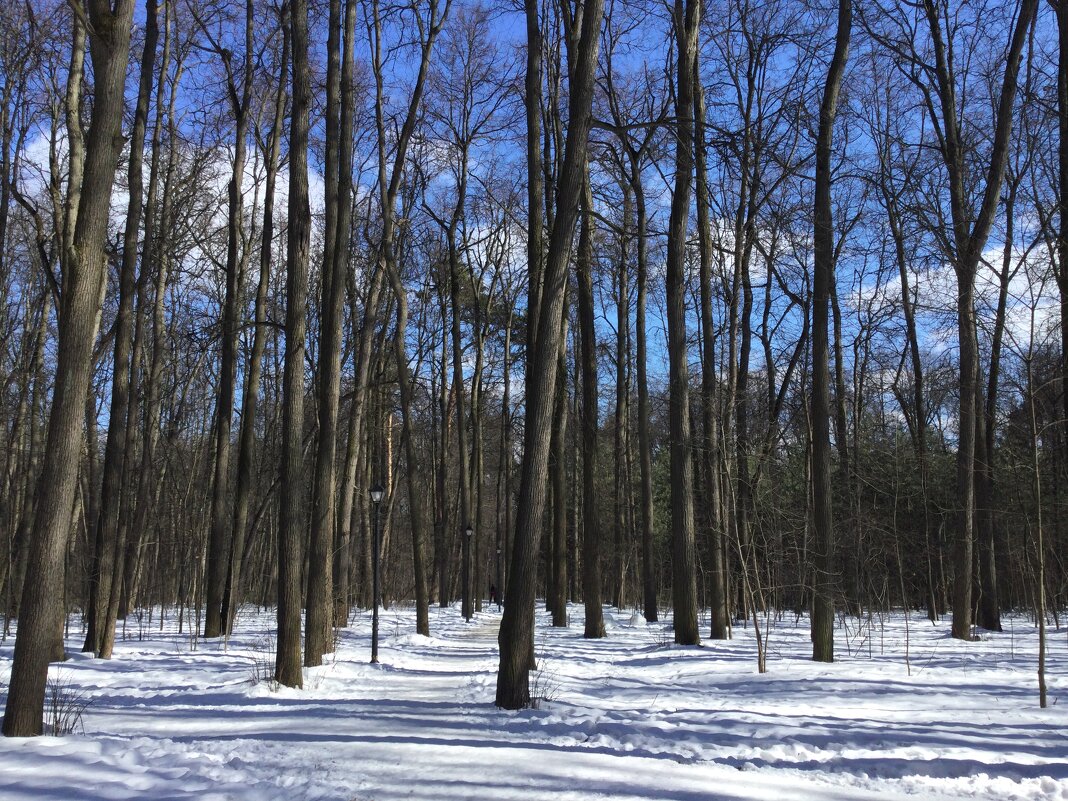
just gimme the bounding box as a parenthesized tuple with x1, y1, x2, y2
(0, 603, 1065, 801)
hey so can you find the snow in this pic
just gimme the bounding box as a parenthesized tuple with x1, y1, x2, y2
(0, 604, 1065, 801)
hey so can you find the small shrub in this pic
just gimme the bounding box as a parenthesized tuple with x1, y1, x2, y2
(529, 662, 560, 709)
(45, 672, 91, 736)
(249, 633, 279, 691)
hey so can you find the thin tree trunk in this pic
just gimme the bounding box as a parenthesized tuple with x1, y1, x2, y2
(694, 60, 727, 640)
(1059, 0, 1068, 474)
(205, 0, 255, 640)
(368, 0, 447, 638)
(549, 330, 568, 627)
(631, 157, 656, 624)
(225, 11, 288, 633)
(577, 171, 604, 638)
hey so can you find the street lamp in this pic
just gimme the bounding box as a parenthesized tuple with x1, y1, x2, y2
(462, 523, 474, 622)
(369, 484, 384, 664)
(494, 547, 502, 610)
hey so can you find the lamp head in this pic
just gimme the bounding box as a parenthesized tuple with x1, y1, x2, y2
(370, 485, 385, 504)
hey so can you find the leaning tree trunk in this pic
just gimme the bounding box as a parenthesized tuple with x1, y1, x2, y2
(2, 0, 136, 737)
(334, 266, 385, 625)
(368, 0, 447, 637)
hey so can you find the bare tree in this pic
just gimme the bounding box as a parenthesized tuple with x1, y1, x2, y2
(3, 0, 137, 736)
(665, 0, 700, 646)
(496, 0, 604, 710)
(277, 0, 309, 689)
(915, 0, 1037, 640)
(83, 0, 161, 657)
(811, 0, 851, 664)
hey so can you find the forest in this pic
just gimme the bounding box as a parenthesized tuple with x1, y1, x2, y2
(0, 0, 1062, 736)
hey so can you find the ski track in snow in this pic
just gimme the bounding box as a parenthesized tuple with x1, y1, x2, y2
(0, 605, 1065, 801)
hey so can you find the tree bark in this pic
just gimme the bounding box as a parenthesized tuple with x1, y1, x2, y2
(3, 0, 136, 737)
(224, 9, 288, 633)
(205, 0, 255, 641)
(919, 0, 1037, 641)
(496, 0, 604, 709)
(84, 0, 159, 657)
(665, 0, 700, 647)
(578, 171, 604, 639)
(277, 0, 310, 689)
(811, 0, 851, 664)
(694, 59, 728, 640)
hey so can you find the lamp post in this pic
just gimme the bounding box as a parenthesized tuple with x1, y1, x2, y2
(462, 523, 474, 621)
(369, 484, 384, 663)
(495, 547, 502, 610)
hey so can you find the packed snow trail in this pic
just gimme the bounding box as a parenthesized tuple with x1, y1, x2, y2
(0, 604, 1065, 800)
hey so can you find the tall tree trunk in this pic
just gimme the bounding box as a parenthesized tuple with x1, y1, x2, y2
(2, 0, 136, 737)
(498, 307, 514, 598)
(443, 139, 474, 620)
(225, 11, 288, 633)
(611, 183, 630, 612)
(694, 60, 727, 640)
(975, 181, 1018, 633)
(84, 0, 159, 657)
(308, 0, 357, 664)
(665, 0, 700, 647)
(205, 0, 255, 640)
(277, 0, 310, 690)
(496, 0, 604, 710)
(549, 330, 569, 627)
(1054, 0, 1068, 540)
(128, 12, 181, 626)
(919, 0, 1037, 641)
(630, 156, 656, 624)
(577, 171, 604, 638)
(811, 0, 851, 664)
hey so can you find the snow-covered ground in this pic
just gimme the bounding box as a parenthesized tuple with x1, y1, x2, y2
(0, 603, 1064, 801)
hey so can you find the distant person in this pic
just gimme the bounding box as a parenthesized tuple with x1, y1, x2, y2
(489, 585, 499, 610)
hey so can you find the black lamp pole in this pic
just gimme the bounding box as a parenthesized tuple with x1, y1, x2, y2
(462, 523, 474, 621)
(495, 546, 502, 609)
(370, 485, 384, 663)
